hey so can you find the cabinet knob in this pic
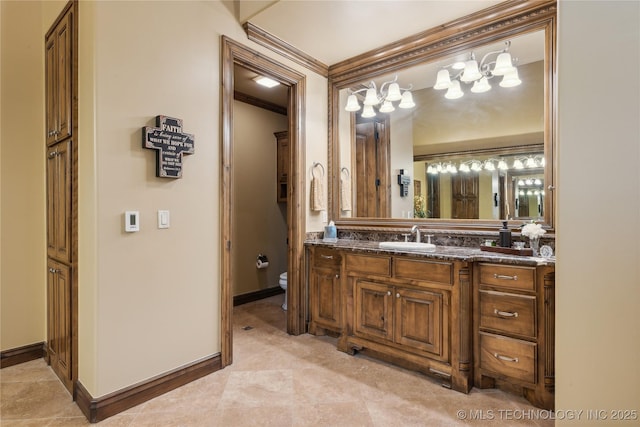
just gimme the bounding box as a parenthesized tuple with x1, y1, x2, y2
(49, 267, 59, 273)
(396, 293, 400, 298)
(386, 291, 391, 296)
(335, 274, 339, 279)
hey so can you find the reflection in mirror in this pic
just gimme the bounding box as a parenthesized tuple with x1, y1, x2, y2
(337, 29, 548, 223)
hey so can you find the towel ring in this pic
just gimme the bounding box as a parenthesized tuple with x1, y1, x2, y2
(312, 162, 325, 178)
(341, 167, 350, 179)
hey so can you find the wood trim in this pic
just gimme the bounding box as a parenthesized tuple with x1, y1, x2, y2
(75, 354, 221, 423)
(0, 342, 46, 368)
(234, 90, 287, 116)
(233, 286, 284, 307)
(243, 22, 328, 77)
(221, 36, 307, 370)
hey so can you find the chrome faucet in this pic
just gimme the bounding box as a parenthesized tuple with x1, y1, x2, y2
(411, 225, 421, 243)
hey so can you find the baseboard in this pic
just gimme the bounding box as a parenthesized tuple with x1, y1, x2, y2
(1, 342, 46, 368)
(233, 286, 284, 307)
(75, 354, 221, 423)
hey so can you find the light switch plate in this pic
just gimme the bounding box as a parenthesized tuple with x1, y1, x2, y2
(158, 210, 170, 229)
(125, 211, 140, 232)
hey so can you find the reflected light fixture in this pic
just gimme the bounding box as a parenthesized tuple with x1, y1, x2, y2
(345, 75, 414, 117)
(433, 41, 521, 99)
(427, 154, 543, 176)
(253, 75, 280, 88)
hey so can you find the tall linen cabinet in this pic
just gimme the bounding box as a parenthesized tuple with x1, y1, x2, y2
(45, 0, 78, 395)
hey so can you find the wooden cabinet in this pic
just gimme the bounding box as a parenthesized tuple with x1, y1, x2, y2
(275, 131, 288, 202)
(45, 1, 77, 395)
(47, 259, 72, 392)
(47, 140, 72, 263)
(308, 247, 342, 334)
(335, 251, 471, 393)
(474, 262, 555, 410)
(45, 8, 73, 146)
(354, 279, 448, 359)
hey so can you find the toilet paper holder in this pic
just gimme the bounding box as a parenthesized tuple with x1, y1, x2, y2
(256, 254, 269, 269)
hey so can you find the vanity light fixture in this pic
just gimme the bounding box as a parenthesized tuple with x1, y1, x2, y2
(433, 41, 521, 99)
(253, 75, 280, 88)
(345, 75, 415, 117)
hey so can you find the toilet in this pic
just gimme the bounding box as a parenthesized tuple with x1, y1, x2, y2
(279, 272, 288, 310)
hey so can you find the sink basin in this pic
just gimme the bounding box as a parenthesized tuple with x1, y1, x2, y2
(379, 241, 437, 252)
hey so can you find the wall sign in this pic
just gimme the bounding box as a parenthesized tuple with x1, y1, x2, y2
(143, 115, 195, 178)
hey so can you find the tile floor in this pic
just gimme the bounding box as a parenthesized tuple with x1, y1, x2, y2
(1, 296, 554, 426)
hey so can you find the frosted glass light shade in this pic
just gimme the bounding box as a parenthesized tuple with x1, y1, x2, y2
(379, 100, 395, 113)
(492, 52, 515, 76)
(497, 160, 509, 170)
(444, 80, 464, 99)
(500, 68, 522, 88)
(433, 69, 452, 90)
(470, 76, 491, 93)
(513, 159, 524, 169)
(460, 60, 481, 82)
(386, 83, 402, 101)
(363, 88, 379, 105)
(361, 104, 376, 118)
(345, 94, 361, 112)
(398, 91, 415, 109)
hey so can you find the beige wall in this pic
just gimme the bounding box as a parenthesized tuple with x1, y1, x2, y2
(0, 0, 47, 351)
(556, 0, 640, 423)
(232, 100, 288, 296)
(1, 0, 328, 398)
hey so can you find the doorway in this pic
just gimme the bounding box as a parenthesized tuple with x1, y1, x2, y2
(221, 37, 306, 367)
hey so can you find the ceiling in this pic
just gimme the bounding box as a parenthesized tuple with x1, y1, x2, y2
(232, 1, 515, 108)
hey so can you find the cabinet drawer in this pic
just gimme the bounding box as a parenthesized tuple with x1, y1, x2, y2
(312, 247, 341, 267)
(479, 290, 536, 338)
(479, 332, 536, 384)
(346, 254, 391, 277)
(394, 258, 452, 285)
(478, 264, 535, 291)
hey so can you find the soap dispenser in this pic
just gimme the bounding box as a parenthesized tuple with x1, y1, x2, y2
(499, 221, 512, 248)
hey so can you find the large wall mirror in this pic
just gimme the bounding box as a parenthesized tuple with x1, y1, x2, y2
(328, 0, 556, 230)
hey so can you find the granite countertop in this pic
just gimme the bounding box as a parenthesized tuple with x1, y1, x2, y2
(305, 239, 555, 266)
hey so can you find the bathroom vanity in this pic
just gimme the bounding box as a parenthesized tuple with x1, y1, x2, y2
(306, 240, 555, 410)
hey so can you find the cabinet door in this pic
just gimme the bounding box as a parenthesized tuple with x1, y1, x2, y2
(354, 280, 393, 342)
(45, 11, 72, 145)
(310, 266, 341, 331)
(394, 287, 447, 358)
(47, 141, 72, 263)
(47, 260, 72, 388)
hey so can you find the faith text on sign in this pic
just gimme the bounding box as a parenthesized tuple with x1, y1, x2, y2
(143, 115, 195, 178)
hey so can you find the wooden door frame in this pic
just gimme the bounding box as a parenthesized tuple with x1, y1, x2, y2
(221, 36, 306, 367)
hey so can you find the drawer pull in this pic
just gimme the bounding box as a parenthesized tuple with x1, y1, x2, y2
(320, 255, 334, 259)
(494, 273, 518, 281)
(494, 309, 518, 318)
(493, 353, 519, 363)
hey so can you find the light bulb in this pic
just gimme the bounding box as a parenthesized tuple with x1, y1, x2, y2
(361, 104, 375, 118)
(398, 91, 415, 108)
(434, 69, 452, 90)
(345, 94, 361, 112)
(445, 80, 464, 99)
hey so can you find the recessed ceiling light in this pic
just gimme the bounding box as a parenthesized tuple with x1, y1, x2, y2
(253, 76, 280, 88)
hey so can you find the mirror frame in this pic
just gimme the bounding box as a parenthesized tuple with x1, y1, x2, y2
(328, 0, 557, 231)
